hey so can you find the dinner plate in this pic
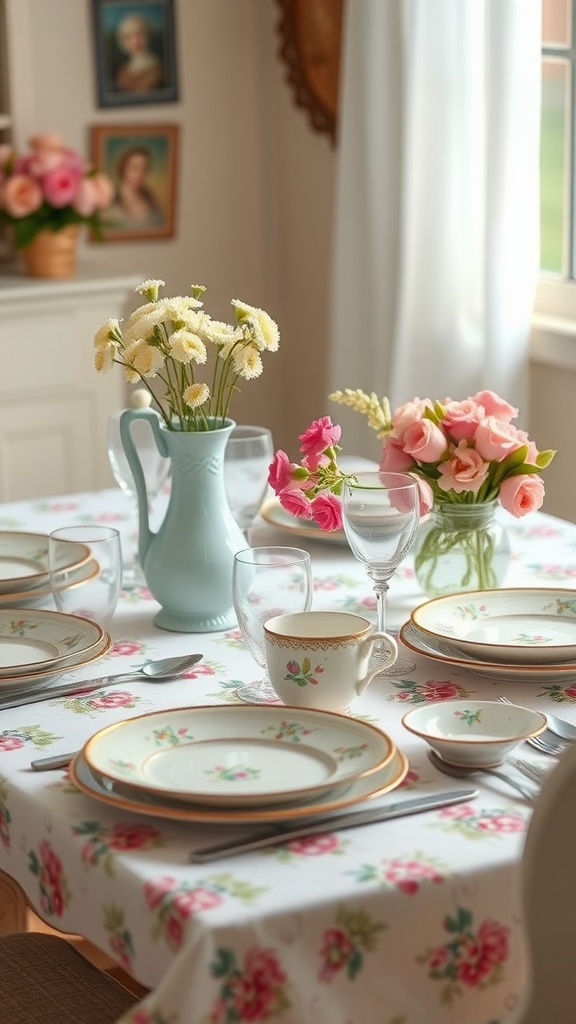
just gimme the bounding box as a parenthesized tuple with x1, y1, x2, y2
(260, 498, 348, 545)
(0, 532, 90, 594)
(400, 620, 576, 681)
(83, 705, 396, 808)
(0, 558, 100, 608)
(0, 608, 105, 676)
(411, 588, 576, 665)
(71, 744, 409, 825)
(0, 631, 112, 695)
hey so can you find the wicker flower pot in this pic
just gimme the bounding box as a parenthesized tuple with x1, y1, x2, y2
(22, 225, 79, 279)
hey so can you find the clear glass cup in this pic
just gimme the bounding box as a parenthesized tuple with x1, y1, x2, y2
(342, 472, 420, 675)
(48, 526, 122, 633)
(233, 545, 313, 703)
(224, 425, 274, 540)
(107, 409, 170, 588)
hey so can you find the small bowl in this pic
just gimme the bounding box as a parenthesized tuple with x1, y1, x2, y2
(401, 699, 547, 768)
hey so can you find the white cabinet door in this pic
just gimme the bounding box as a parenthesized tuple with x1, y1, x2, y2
(0, 270, 141, 500)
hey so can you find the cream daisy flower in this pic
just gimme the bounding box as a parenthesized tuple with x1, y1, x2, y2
(233, 343, 263, 379)
(123, 338, 165, 379)
(232, 300, 280, 352)
(94, 344, 116, 373)
(93, 318, 121, 349)
(183, 382, 210, 409)
(170, 329, 207, 365)
(135, 279, 165, 301)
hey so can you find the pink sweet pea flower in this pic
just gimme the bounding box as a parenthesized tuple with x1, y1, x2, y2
(2, 173, 43, 217)
(442, 399, 484, 442)
(474, 416, 525, 462)
(379, 438, 414, 472)
(268, 450, 299, 494)
(279, 488, 313, 519)
(472, 390, 519, 423)
(311, 492, 343, 531)
(499, 474, 545, 517)
(437, 441, 489, 494)
(299, 416, 341, 458)
(403, 418, 448, 463)
(42, 165, 82, 207)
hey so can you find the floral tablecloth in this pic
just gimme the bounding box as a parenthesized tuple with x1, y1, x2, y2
(0, 487, 574, 1024)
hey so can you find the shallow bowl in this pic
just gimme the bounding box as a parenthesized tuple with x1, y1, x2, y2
(401, 699, 547, 768)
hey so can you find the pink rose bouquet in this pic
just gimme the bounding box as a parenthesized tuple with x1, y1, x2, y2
(0, 134, 113, 248)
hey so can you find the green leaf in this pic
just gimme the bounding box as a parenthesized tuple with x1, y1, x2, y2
(302, 657, 311, 674)
(536, 448, 556, 469)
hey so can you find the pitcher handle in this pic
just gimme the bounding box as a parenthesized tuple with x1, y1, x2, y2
(119, 408, 167, 571)
(356, 631, 398, 695)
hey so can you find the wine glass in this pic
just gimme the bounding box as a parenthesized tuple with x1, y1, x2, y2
(107, 409, 170, 588)
(233, 546, 313, 704)
(342, 472, 420, 675)
(224, 425, 274, 541)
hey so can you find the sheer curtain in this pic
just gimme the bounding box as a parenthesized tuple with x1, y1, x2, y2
(329, 0, 542, 455)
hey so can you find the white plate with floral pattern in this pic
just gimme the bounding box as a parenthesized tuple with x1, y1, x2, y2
(83, 704, 396, 808)
(260, 498, 348, 545)
(0, 558, 99, 608)
(72, 744, 409, 825)
(0, 532, 90, 594)
(400, 620, 576, 681)
(0, 608, 105, 676)
(411, 588, 576, 665)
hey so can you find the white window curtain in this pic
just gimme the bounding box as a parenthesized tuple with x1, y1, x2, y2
(328, 0, 542, 456)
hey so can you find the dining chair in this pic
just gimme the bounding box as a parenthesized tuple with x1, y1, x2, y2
(512, 743, 576, 1024)
(0, 931, 138, 1023)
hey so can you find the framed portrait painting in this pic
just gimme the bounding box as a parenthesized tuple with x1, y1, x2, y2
(91, 0, 179, 107)
(90, 123, 179, 241)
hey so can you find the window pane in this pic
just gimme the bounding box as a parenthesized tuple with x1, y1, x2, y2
(543, 0, 571, 46)
(540, 59, 568, 274)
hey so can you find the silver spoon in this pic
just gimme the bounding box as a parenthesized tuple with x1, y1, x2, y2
(29, 652, 204, 771)
(427, 749, 537, 802)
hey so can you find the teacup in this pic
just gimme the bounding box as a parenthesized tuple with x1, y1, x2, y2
(264, 611, 398, 713)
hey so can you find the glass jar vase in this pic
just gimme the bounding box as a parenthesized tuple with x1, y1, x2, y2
(413, 500, 511, 598)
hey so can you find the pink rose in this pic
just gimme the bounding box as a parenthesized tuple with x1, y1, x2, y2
(144, 876, 178, 909)
(391, 398, 432, 441)
(42, 165, 82, 207)
(311, 492, 343, 531)
(88, 690, 134, 708)
(379, 438, 414, 472)
(2, 173, 43, 216)
(472, 390, 518, 422)
(89, 171, 114, 209)
(442, 399, 484, 441)
(437, 441, 489, 494)
(278, 488, 313, 519)
(72, 177, 100, 217)
(298, 416, 341, 457)
(29, 132, 64, 151)
(474, 416, 525, 462)
(416, 477, 434, 516)
(403, 419, 448, 463)
(0, 735, 25, 751)
(499, 474, 545, 517)
(268, 450, 299, 494)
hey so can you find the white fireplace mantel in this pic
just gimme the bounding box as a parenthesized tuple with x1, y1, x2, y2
(0, 266, 141, 501)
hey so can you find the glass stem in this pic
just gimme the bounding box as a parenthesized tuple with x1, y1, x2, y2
(373, 579, 390, 634)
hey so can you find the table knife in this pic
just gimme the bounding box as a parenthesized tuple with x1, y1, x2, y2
(189, 787, 478, 863)
(0, 672, 161, 713)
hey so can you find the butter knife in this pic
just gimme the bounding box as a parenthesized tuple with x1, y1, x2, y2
(189, 787, 478, 863)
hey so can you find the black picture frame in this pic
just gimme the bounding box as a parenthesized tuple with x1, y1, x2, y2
(91, 0, 179, 107)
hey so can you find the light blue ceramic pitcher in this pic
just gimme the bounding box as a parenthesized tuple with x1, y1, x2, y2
(120, 409, 246, 632)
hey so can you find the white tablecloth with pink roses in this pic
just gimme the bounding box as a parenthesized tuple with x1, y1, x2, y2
(0, 486, 573, 1024)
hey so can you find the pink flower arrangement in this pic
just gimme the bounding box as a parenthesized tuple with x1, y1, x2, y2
(269, 390, 556, 532)
(0, 133, 113, 248)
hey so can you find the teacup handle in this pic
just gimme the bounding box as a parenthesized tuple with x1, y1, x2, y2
(356, 631, 398, 695)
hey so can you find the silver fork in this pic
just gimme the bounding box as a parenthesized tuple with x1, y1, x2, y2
(527, 734, 566, 756)
(512, 758, 550, 787)
(498, 695, 576, 743)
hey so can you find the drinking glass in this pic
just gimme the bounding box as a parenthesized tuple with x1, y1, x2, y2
(48, 525, 122, 633)
(224, 425, 274, 540)
(107, 410, 170, 588)
(342, 472, 420, 675)
(233, 546, 313, 704)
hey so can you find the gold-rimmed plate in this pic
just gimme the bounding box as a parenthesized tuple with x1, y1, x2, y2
(0, 608, 105, 677)
(71, 743, 409, 825)
(0, 531, 90, 594)
(83, 705, 396, 808)
(260, 498, 348, 545)
(0, 631, 112, 696)
(0, 559, 99, 608)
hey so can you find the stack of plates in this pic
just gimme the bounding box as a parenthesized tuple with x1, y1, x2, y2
(400, 587, 576, 682)
(0, 531, 98, 607)
(0, 608, 111, 697)
(71, 704, 408, 824)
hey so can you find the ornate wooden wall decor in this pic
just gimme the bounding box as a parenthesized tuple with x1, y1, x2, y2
(276, 0, 343, 144)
